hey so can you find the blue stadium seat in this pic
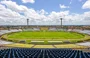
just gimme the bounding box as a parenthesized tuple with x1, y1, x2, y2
(0, 48, 90, 58)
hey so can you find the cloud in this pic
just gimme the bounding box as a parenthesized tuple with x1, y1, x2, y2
(25, 9, 90, 25)
(82, 0, 90, 9)
(38, 9, 48, 15)
(70, 0, 72, 4)
(1, 1, 28, 12)
(60, 4, 70, 9)
(0, 0, 90, 25)
(22, 0, 35, 3)
(0, 4, 26, 25)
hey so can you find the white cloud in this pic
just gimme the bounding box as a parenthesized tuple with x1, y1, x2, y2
(70, 0, 72, 4)
(22, 0, 35, 3)
(60, 4, 70, 9)
(0, 4, 26, 25)
(0, 0, 90, 25)
(38, 9, 48, 15)
(82, 0, 90, 9)
(1, 1, 28, 12)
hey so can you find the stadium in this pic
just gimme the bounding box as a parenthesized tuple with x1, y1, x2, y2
(0, 23, 90, 58)
(0, 0, 90, 58)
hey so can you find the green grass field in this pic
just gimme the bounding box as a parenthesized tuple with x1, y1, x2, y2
(7, 31, 84, 39)
(2, 31, 90, 44)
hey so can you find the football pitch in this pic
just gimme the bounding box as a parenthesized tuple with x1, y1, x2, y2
(7, 31, 84, 39)
(2, 31, 90, 44)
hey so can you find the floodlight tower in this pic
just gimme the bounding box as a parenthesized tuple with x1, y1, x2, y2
(27, 19, 29, 26)
(27, 19, 29, 29)
(60, 13, 65, 29)
(60, 18, 63, 28)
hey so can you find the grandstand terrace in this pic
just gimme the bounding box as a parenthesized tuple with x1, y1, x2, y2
(0, 48, 90, 58)
(0, 25, 90, 30)
(0, 25, 90, 58)
(0, 26, 90, 48)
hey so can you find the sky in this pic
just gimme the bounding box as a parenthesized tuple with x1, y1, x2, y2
(0, 0, 90, 25)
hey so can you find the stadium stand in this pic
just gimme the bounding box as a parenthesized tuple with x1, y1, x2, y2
(0, 29, 90, 58)
(69, 29, 90, 35)
(68, 29, 90, 47)
(0, 29, 22, 45)
(0, 46, 10, 50)
(49, 28, 57, 31)
(0, 29, 22, 35)
(0, 48, 90, 58)
(77, 42, 90, 47)
(23, 28, 33, 31)
(70, 29, 90, 47)
(0, 29, 22, 50)
(33, 28, 40, 31)
(0, 40, 13, 45)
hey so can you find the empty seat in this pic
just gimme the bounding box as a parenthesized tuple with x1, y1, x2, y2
(0, 48, 90, 58)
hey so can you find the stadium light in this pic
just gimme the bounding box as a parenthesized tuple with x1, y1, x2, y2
(27, 19, 29, 26)
(27, 19, 29, 29)
(60, 13, 65, 29)
(60, 18, 63, 28)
